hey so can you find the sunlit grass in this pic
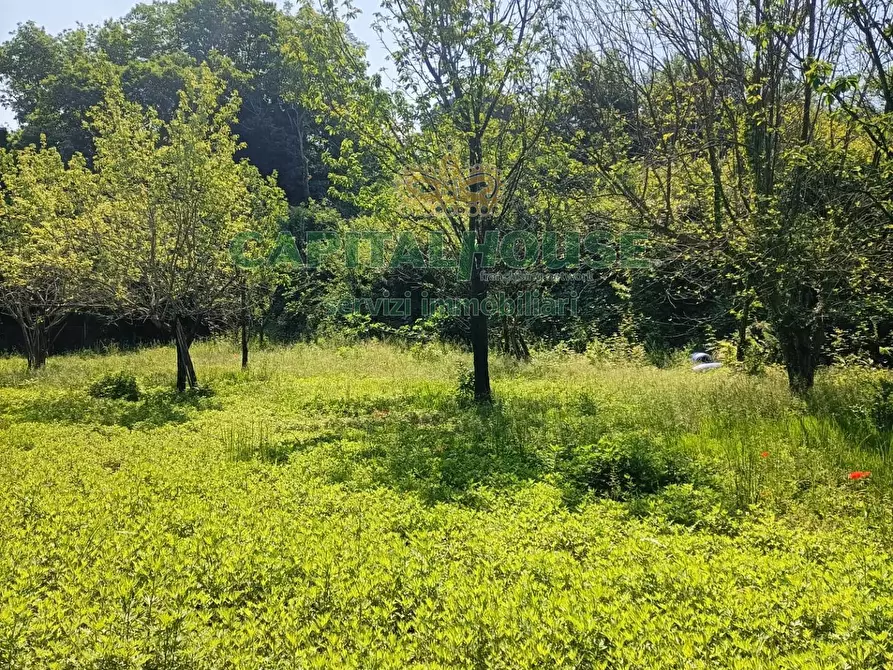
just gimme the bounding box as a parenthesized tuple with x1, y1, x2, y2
(1, 340, 892, 667)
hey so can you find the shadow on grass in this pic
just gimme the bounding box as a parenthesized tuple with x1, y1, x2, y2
(116, 388, 218, 428)
(292, 391, 709, 509)
(227, 426, 344, 465)
(4, 387, 217, 429)
(349, 399, 562, 504)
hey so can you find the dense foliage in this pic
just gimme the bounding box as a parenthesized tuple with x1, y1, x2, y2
(2, 1, 892, 663)
(0, 0, 890, 392)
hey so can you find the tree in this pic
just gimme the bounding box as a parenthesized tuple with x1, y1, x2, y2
(91, 65, 286, 390)
(0, 0, 340, 205)
(0, 24, 110, 161)
(0, 142, 103, 369)
(310, 0, 562, 401)
(566, 0, 893, 392)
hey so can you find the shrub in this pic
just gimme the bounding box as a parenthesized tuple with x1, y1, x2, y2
(87, 371, 141, 401)
(455, 367, 476, 405)
(555, 430, 694, 501)
(584, 333, 647, 366)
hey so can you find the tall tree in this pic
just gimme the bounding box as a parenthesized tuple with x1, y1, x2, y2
(0, 0, 340, 205)
(0, 142, 104, 369)
(311, 0, 562, 401)
(567, 0, 892, 392)
(91, 66, 286, 390)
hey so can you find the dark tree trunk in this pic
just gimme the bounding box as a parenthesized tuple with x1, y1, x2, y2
(240, 283, 249, 369)
(241, 324, 249, 369)
(21, 319, 48, 371)
(774, 286, 823, 396)
(288, 103, 311, 202)
(501, 318, 530, 361)
(501, 320, 511, 356)
(736, 295, 751, 363)
(468, 135, 491, 402)
(515, 328, 530, 361)
(175, 317, 197, 392)
(469, 245, 491, 402)
(779, 324, 821, 396)
(296, 122, 311, 202)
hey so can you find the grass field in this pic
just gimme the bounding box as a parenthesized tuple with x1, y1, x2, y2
(1, 341, 892, 668)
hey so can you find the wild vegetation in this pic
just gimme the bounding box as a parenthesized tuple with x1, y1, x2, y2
(0, 340, 892, 667)
(0, 0, 890, 396)
(1, 0, 893, 664)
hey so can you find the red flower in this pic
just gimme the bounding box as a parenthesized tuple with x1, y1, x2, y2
(760, 451, 769, 458)
(848, 471, 871, 480)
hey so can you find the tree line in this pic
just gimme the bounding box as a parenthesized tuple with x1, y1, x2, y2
(0, 0, 891, 397)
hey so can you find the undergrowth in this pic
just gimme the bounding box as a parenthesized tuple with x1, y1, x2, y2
(0, 340, 891, 668)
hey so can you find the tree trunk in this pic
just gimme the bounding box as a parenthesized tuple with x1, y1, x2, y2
(501, 317, 530, 361)
(175, 317, 198, 392)
(288, 103, 311, 202)
(241, 324, 249, 369)
(736, 295, 751, 363)
(468, 135, 491, 402)
(240, 283, 249, 369)
(20, 319, 48, 371)
(779, 324, 820, 395)
(296, 122, 311, 202)
(774, 287, 823, 396)
(516, 327, 530, 361)
(469, 256, 491, 402)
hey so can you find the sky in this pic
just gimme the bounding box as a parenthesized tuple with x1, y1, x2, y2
(0, 0, 391, 129)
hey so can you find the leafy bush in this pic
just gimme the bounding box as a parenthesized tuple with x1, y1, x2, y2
(555, 430, 694, 501)
(584, 333, 647, 366)
(87, 371, 141, 401)
(455, 366, 476, 405)
(629, 483, 731, 530)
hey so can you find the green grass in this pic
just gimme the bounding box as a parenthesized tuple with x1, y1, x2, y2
(1, 340, 892, 668)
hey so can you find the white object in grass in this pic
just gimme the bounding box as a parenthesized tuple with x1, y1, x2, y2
(693, 362, 723, 372)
